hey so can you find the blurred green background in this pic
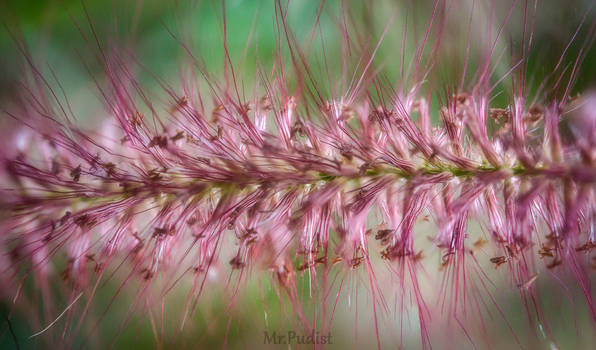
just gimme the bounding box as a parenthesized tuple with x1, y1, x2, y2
(1, 0, 596, 349)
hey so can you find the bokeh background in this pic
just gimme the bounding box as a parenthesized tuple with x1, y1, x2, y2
(1, 0, 596, 349)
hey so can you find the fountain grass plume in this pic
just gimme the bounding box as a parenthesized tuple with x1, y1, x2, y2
(1, 0, 596, 348)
